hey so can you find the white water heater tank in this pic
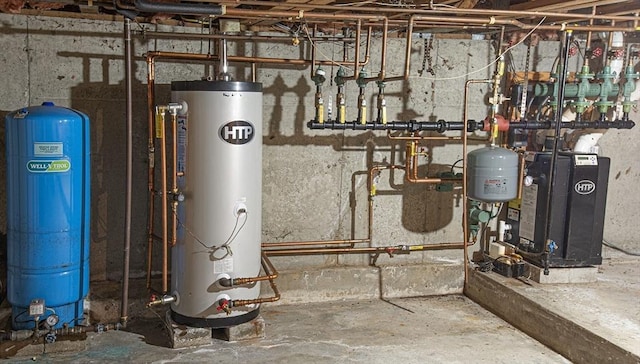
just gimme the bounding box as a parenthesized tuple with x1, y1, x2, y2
(170, 80, 262, 328)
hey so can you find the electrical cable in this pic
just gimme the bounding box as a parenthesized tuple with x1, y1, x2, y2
(302, 23, 356, 73)
(174, 208, 247, 254)
(408, 17, 548, 81)
(603, 239, 640, 256)
(450, 158, 464, 173)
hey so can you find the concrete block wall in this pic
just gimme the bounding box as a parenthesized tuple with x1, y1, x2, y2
(0, 14, 638, 290)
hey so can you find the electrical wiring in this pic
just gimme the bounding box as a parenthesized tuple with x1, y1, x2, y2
(409, 17, 548, 81)
(603, 239, 640, 256)
(302, 23, 357, 73)
(174, 208, 248, 256)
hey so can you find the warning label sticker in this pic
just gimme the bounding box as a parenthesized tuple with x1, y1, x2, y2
(519, 184, 538, 241)
(34, 142, 63, 156)
(213, 257, 234, 274)
(483, 178, 508, 195)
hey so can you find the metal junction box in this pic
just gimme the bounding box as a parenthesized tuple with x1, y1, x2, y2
(506, 152, 610, 267)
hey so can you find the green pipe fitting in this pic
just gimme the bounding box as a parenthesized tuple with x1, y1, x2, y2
(311, 66, 326, 86)
(594, 65, 616, 114)
(573, 65, 594, 114)
(356, 67, 368, 88)
(334, 67, 346, 87)
(468, 200, 491, 236)
(622, 65, 640, 113)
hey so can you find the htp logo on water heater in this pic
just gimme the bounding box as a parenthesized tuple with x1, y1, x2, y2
(220, 120, 254, 145)
(575, 180, 596, 195)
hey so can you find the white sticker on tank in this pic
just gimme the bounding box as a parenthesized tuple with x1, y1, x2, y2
(213, 257, 234, 274)
(483, 178, 508, 195)
(34, 142, 63, 156)
(507, 207, 520, 221)
(519, 184, 538, 241)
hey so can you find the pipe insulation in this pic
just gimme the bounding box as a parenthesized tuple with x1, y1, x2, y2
(134, 0, 225, 16)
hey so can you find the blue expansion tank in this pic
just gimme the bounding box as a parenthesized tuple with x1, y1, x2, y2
(5, 102, 90, 330)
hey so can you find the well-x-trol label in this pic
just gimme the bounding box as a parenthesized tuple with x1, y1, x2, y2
(27, 160, 71, 173)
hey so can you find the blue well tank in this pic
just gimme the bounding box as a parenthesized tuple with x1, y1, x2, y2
(5, 102, 90, 330)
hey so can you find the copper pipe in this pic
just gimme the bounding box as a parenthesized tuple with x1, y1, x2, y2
(261, 165, 404, 251)
(387, 131, 462, 141)
(463, 79, 492, 288)
(264, 242, 466, 256)
(134, 30, 356, 43)
(263, 239, 369, 248)
(171, 112, 178, 247)
(159, 108, 168, 294)
(228, 252, 279, 285)
(220, 5, 639, 32)
(310, 24, 317, 80)
(509, 0, 631, 13)
(344, 19, 362, 81)
(146, 51, 370, 68)
(224, 6, 387, 21)
(232, 253, 280, 307)
(403, 140, 463, 184)
(221, 1, 640, 22)
(384, 15, 414, 82)
(368, 17, 388, 81)
(145, 55, 156, 290)
(368, 164, 405, 239)
(517, 151, 525, 201)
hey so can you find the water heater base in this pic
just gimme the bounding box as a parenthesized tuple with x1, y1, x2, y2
(170, 307, 261, 329)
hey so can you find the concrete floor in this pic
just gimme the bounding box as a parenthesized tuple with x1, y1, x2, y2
(8, 295, 569, 364)
(494, 249, 640, 358)
(3, 247, 638, 363)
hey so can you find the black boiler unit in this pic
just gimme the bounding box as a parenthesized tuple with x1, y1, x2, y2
(506, 152, 610, 267)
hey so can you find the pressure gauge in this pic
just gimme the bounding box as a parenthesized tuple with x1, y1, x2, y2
(45, 314, 59, 327)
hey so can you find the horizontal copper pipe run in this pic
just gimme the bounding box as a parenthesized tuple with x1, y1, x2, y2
(404, 141, 463, 184)
(135, 30, 357, 42)
(263, 239, 369, 248)
(146, 51, 369, 68)
(227, 253, 279, 286)
(387, 132, 462, 141)
(264, 242, 466, 256)
(221, 0, 640, 22)
(232, 254, 280, 307)
(225, 7, 387, 21)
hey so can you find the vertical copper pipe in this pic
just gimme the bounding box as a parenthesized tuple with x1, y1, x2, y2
(384, 15, 414, 82)
(517, 151, 525, 200)
(160, 110, 168, 294)
(380, 18, 388, 80)
(463, 79, 491, 287)
(121, 17, 133, 328)
(310, 24, 317, 79)
(344, 19, 361, 80)
(584, 7, 595, 70)
(146, 55, 156, 289)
